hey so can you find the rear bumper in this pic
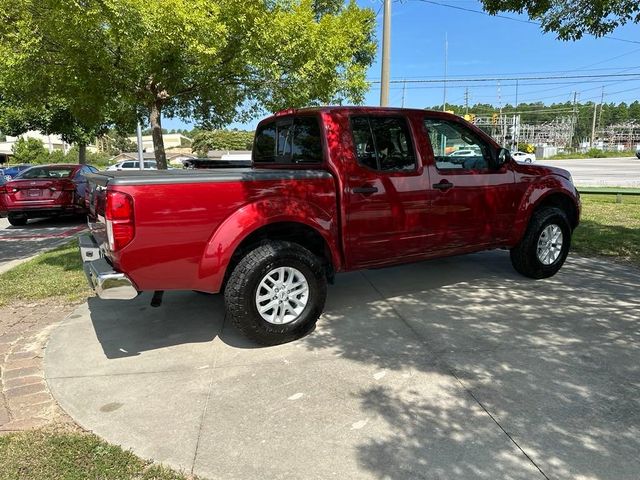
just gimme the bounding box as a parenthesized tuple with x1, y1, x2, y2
(79, 234, 139, 300)
(0, 206, 79, 218)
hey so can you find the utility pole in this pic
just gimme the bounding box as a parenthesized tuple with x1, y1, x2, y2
(442, 32, 448, 111)
(597, 86, 605, 130)
(464, 87, 469, 114)
(515, 79, 519, 111)
(590, 101, 598, 148)
(379, 0, 391, 107)
(401, 79, 407, 108)
(569, 91, 577, 149)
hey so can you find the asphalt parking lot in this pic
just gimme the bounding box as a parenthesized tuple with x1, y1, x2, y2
(0, 217, 86, 274)
(45, 250, 640, 480)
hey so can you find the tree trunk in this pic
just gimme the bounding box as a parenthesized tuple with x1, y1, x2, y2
(149, 101, 168, 170)
(78, 143, 87, 165)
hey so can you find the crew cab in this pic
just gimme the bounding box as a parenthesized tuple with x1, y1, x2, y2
(79, 107, 580, 345)
(0, 164, 98, 226)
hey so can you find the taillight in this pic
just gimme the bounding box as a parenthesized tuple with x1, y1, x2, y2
(0, 186, 5, 194)
(105, 191, 135, 251)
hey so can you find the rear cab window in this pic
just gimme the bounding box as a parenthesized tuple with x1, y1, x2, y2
(253, 115, 324, 165)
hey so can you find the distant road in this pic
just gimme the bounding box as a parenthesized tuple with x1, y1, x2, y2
(539, 157, 640, 188)
(0, 217, 86, 274)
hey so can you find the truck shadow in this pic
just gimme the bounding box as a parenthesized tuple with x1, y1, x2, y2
(87, 291, 225, 359)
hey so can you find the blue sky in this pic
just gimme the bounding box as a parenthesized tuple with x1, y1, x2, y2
(162, 0, 640, 131)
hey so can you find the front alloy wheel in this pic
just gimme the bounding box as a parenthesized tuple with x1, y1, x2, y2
(536, 224, 563, 265)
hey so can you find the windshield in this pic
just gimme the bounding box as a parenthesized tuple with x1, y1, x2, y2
(16, 166, 74, 179)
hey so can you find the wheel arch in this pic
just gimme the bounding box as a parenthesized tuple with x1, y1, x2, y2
(511, 186, 580, 246)
(194, 198, 341, 293)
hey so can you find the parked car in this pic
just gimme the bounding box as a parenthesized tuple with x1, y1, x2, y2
(447, 149, 479, 157)
(0, 164, 33, 180)
(0, 164, 98, 226)
(80, 107, 580, 345)
(106, 160, 157, 171)
(636, 148, 640, 159)
(512, 151, 536, 163)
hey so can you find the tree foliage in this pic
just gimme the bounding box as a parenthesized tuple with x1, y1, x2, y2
(0, 0, 376, 169)
(480, 0, 640, 40)
(191, 130, 255, 155)
(11, 138, 48, 164)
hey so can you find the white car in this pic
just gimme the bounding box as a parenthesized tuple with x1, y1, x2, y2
(447, 149, 480, 157)
(106, 160, 157, 171)
(512, 151, 536, 163)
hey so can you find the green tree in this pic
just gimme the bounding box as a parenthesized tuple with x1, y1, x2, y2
(0, 0, 374, 170)
(11, 138, 48, 164)
(192, 130, 255, 156)
(480, 0, 640, 40)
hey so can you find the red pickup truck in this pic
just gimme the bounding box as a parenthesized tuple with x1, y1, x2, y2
(80, 107, 580, 345)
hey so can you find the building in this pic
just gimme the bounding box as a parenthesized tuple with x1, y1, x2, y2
(126, 133, 192, 151)
(0, 131, 71, 164)
(111, 151, 196, 166)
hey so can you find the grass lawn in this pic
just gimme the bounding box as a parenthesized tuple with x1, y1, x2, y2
(0, 241, 90, 306)
(0, 429, 195, 480)
(572, 193, 640, 266)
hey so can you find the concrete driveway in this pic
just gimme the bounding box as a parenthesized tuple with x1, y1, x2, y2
(44, 251, 640, 480)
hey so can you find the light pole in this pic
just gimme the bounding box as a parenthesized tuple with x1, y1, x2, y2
(136, 122, 145, 171)
(379, 0, 391, 107)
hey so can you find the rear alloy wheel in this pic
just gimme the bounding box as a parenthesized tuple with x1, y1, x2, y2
(7, 214, 28, 227)
(510, 206, 571, 279)
(224, 241, 327, 345)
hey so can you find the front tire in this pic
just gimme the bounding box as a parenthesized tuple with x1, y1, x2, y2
(510, 207, 571, 279)
(224, 241, 327, 345)
(7, 214, 28, 227)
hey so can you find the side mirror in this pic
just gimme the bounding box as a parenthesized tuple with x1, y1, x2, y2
(495, 148, 510, 168)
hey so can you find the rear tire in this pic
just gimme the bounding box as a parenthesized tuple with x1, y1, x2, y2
(224, 241, 327, 346)
(510, 207, 571, 279)
(7, 214, 27, 227)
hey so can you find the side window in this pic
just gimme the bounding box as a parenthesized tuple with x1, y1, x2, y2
(423, 118, 491, 171)
(87, 166, 99, 173)
(122, 162, 134, 169)
(291, 117, 323, 163)
(351, 116, 416, 172)
(254, 116, 323, 164)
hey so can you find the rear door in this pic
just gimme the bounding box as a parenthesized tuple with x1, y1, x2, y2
(423, 115, 516, 248)
(343, 114, 431, 268)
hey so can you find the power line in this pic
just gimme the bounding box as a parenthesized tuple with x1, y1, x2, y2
(371, 73, 640, 85)
(413, 0, 640, 45)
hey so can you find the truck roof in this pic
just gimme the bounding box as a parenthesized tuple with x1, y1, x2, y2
(269, 106, 454, 120)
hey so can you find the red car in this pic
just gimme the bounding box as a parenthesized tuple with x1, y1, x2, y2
(0, 164, 98, 226)
(80, 107, 580, 345)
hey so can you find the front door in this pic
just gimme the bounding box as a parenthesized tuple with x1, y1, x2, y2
(422, 115, 516, 250)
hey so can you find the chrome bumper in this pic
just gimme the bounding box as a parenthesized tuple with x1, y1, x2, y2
(79, 234, 139, 300)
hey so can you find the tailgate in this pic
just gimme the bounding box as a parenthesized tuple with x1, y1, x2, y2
(85, 173, 109, 249)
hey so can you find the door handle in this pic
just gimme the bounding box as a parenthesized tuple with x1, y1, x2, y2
(433, 181, 454, 191)
(352, 186, 378, 194)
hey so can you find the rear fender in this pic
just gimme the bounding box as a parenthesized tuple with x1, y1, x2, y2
(194, 198, 340, 293)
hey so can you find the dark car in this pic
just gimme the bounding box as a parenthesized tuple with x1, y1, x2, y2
(636, 148, 640, 159)
(0, 164, 33, 180)
(0, 164, 98, 226)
